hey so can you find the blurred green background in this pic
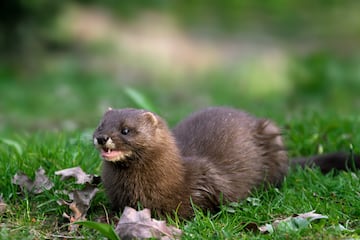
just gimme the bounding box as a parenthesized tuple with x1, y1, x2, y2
(1, 0, 360, 136)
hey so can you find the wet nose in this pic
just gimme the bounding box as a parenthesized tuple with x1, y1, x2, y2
(96, 135, 109, 145)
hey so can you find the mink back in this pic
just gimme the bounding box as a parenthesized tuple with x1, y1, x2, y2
(173, 107, 289, 206)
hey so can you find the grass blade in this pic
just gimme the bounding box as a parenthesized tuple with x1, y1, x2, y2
(0, 138, 23, 155)
(124, 87, 156, 112)
(75, 221, 120, 240)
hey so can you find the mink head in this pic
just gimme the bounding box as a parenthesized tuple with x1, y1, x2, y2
(93, 108, 161, 162)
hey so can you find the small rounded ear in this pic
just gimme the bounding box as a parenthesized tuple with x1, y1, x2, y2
(257, 119, 283, 147)
(142, 112, 158, 126)
(106, 107, 113, 112)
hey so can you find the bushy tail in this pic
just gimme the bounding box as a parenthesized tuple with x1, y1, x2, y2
(291, 152, 360, 174)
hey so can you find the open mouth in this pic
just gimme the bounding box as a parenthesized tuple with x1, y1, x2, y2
(93, 137, 131, 162)
(100, 147, 125, 161)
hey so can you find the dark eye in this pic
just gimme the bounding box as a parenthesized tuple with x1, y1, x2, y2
(121, 128, 130, 135)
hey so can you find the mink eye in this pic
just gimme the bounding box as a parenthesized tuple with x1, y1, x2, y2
(121, 128, 130, 135)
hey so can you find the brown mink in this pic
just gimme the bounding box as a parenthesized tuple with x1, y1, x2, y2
(93, 107, 360, 219)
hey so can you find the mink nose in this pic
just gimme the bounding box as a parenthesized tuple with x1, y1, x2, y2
(96, 135, 109, 145)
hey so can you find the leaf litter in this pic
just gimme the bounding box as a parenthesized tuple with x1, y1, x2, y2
(11, 166, 101, 234)
(115, 207, 182, 240)
(12, 167, 54, 194)
(55, 167, 100, 232)
(55, 166, 101, 185)
(57, 184, 99, 232)
(10, 166, 331, 238)
(14, 166, 338, 239)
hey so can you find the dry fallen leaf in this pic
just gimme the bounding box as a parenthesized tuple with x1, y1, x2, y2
(58, 184, 99, 232)
(68, 184, 99, 211)
(115, 207, 182, 240)
(58, 199, 84, 232)
(12, 167, 54, 194)
(55, 167, 100, 233)
(55, 167, 100, 185)
(258, 210, 328, 233)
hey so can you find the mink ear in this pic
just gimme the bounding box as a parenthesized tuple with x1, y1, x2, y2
(256, 119, 283, 146)
(142, 112, 158, 126)
(106, 107, 113, 112)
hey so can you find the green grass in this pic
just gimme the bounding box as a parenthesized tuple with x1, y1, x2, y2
(1, 59, 360, 239)
(1, 109, 360, 239)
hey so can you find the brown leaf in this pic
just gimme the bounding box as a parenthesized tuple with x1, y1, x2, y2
(55, 167, 100, 185)
(115, 207, 182, 240)
(68, 184, 99, 213)
(58, 184, 99, 232)
(12, 167, 54, 194)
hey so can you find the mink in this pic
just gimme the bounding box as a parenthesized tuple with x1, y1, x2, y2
(93, 107, 359, 218)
